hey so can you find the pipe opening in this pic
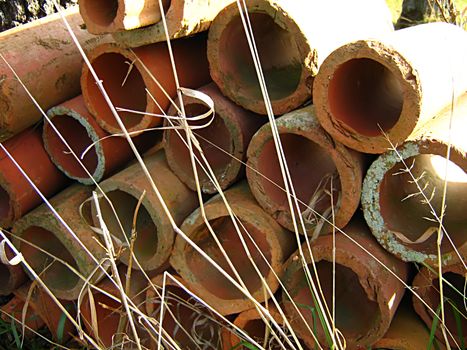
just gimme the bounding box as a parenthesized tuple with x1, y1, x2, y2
(257, 134, 341, 221)
(186, 217, 271, 300)
(380, 154, 467, 254)
(167, 103, 233, 184)
(20, 226, 79, 291)
(0, 264, 11, 292)
(0, 186, 11, 223)
(88, 52, 147, 130)
(328, 58, 403, 137)
(219, 13, 302, 101)
(81, 0, 118, 27)
(290, 260, 379, 341)
(44, 115, 99, 179)
(241, 319, 305, 350)
(94, 190, 158, 262)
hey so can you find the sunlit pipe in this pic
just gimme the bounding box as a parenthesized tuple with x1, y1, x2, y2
(164, 82, 265, 194)
(0, 237, 27, 296)
(412, 263, 466, 348)
(246, 105, 364, 236)
(43, 95, 157, 184)
(0, 7, 110, 141)
(362, 93, 467, 266)
(13, 185, 107, 300)
(78, 0, 168, 34)
(81, 34, 210, 135)
(112, 0, 234, 47)
(170, 181, 295, 315)
(313, 22, 467, 154)
(207, 0, 393, 115)
(0, 127, 69, 228)
(91, 151, 198, 271)
(282, 219, 409, 349)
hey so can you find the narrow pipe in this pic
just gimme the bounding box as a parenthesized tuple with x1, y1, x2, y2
(362, 93, 467, 266)
(247, 105, 364, 236)
(282, 219, 409, 349)
(43, 95, 157, 184)
(164, 82, 265, 194)
(91, 151, 198, 271)
(170, 181, 295, 315)
(412, 264, 466, 348)
(314, 22, 467, 154)
(207, 0, 393, 115)
(0, 127, 69, 228)
(13, 185, 107, 300)
(0, 237, 27, 295)
(0, 7, 110, 141)
(81, 34, 210, 135)
(112, 0, 234, 47)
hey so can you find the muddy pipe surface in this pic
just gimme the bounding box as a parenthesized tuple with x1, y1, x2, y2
(314, 22, 467, 154)
(164, 82, 265, 194)
(207, 0, 393, 115)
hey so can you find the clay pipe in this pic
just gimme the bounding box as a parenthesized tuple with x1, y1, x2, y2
(0, 235, 27, 296)
(81, 34, 210, 135)
(164, 82, 265, 194)
(314, 22, 467, 154)
(247, 105, 364, 237)
(362, 93, 467, 266)
(43, 95, 157, 184)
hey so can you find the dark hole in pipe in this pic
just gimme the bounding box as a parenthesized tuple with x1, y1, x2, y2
(0, 263, 11, 293)
(186, 216, 271, 300)
(328, 58, 403, 137)
(219, 13, 302, 101)
(0, 186, 12, 223)
(81, 0, 118, 27)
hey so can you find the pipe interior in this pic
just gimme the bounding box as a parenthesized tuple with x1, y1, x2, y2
(94, 190, 158, 262)
(328, 58, 403, 137)
(45, 115, 99, 179)
(20, 226, 79, 291)
(88, 52, 147, 130)
(185, 216, 271, 300)
(257, 133, 341, 221)
(290, 260, 379, 341)
(167, 103, 233, 185)
(219, 13, 302, 101)
(81, 0, 118, 27)
(380, 154, 467, 255)
(242, 319, 302, 350)
(0, 263, 11, 292)
(0, 186, 11, 223)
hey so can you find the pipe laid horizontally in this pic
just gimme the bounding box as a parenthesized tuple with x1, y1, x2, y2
(313, 22, 467, 154)
(0, 236, 27, 296)
(207, 0, 393, 115)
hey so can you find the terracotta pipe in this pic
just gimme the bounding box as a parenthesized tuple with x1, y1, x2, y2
(313, 22, 467, 154)
(80, 267, 148, 348)
(164, 82, 265, 194)
(0, 7, 110, 141)
(170, 181, 295, 315)
(112, 0, 235, 47)
(0, 127, 70, 228)
(282, 220, 410, 349)
(207, 0, 393, 115)
(412, 263, 466, 348)
(0, 238, 27, 296)
(43, 95, 157, 184)
(12, 184, 107, 300)
(1, 295, 45, 334)
(91, 151, 198, 271)
(78, 0, 169, 34)
(146, 274, 225, 349)
(246, 105, 364, 237)
(362, 93, 467, 266)
(81, 34, 210, 135)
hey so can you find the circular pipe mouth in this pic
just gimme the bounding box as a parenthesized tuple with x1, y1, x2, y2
(20, 226, 80, 292)
(218, 13, 302, 102)
(380, 154, 467, 255)
(0, 185, 12, 224)
(94, 190, 158, 262)
(328, 58, 403, 137)
(81, 0, 119, 27)
(166, 103, 233, 185)
(185, 216, 272, 300)
(44, 115, 99, 179)
(290, 261, 380, 342)
(257, 133, 341, 219)
(87, 52, 147, 131)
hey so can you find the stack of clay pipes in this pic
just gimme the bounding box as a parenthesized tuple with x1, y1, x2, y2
(0, 0, 465, 349)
